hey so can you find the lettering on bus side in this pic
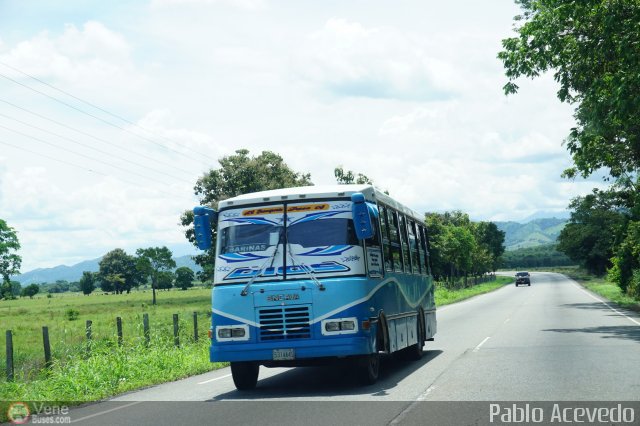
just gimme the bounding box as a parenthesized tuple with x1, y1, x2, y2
(224, 261, 350, 280)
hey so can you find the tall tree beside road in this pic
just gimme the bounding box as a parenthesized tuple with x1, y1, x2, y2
(181, 149, 313, 281)
(557, 189, 627, 276)
(0, 219, 21, 299)
(79, 271, 96, 295)
(136, 246, 176, 305)
(426, 212, 505, 285)
(474, 221, 506, 272)
(500, 1, 640, 299)
(175, 267, 195, 290)
(499, 0, 640, 181)
(98, 249, 140, 295)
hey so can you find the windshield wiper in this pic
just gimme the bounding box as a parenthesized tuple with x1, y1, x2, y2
(285, 231, 326, 291)
(240, 228, 282, 296)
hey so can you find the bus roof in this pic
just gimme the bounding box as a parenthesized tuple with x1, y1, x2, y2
(218, 184, 424, 222)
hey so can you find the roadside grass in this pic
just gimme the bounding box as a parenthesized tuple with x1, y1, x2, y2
(561, 269, 640, 312)
(0, 287, 213, 380)
(0, 336, 226, 422)
(435, 276, 513, 306)
(0, 286, 225, 422)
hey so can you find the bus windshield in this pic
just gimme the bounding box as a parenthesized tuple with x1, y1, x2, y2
(220, 218, 358, 253)
(219, 224, 282, 254)
(287, 218, 358, 247)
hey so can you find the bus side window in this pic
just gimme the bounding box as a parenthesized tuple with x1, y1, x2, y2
(379, 205, 393, 272)
(407, 220, 420, 274)
(416, 224, 427, 275)
(398, 214, 411, 274)
(419, 225, 431, 275)
(388, 209, 403, 272)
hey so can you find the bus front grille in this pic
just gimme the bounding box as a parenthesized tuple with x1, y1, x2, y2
(258, 306, 311, 341)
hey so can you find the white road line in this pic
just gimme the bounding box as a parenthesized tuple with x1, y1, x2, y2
(197, 373, 232, 385)
(571, 282, 640, 326)
(473, 336, 491, 352)
(388, 386, 436, 425)
(71, 401, 142, 423)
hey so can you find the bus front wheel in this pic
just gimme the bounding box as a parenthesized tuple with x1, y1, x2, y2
(230, 361, 259, 390)
(357, 353, 380, 385)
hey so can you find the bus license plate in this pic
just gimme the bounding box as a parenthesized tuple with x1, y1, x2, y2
(272, 349, 295, 360)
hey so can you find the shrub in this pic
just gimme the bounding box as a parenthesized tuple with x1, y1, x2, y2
(65, 308, 80, 321)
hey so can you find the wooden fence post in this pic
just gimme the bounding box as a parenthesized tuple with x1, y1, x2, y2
(42, 326, 52, 368)
(143, 313, 150, 347)
(6, 330, 13, 381)
(116, 317, 123, 346)
(173, 314, 179, 347)
(86, 320, 92, 341)
(193, 312, 198, 342)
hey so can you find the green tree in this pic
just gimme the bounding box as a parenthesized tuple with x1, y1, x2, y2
(136, 246, 176, 304)
(557, 189, 627, 275)
(79, 271, 96, 295)
(21, 283, 39, 299)
(0, 219, 21, 294)
(175, 266, 195, 290)
(181, 149, 313, 280)
(334, 166, 373, 185)
(474, 221, 506, 272)
(156, 271, 174, 290)
(10, 281, 21, 297)
(499, 0, 640, 181)
(440, 225, 476, 286)
(98, 249, 139, 294)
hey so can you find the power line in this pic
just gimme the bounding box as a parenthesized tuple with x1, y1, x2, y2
(0, 60, 219, 163)
(0, 122, 177, 187)
(0, 97, 196, 176)
(0, 69, 213, 166)
(0, 139, 189, 198)
(0, 112, 194, 185)
(0, 138, 186, 198)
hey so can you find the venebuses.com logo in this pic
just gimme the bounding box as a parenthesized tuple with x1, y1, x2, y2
(7, 402, 30, 424)
(6, 402, 71, 424)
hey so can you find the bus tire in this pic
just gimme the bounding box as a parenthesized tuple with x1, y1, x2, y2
(230, 361, 259, 390)
(357, 353, 380, 385)
(406, 310, 425, 361)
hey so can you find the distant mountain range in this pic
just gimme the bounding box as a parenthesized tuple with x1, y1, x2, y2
(495, 218, 567, 251)
(13, 255, 201, 285)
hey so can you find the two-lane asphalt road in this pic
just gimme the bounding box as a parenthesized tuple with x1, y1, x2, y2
(66, 273, 640, 425)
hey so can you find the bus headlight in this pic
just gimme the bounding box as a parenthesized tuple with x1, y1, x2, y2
(325, 322, 340, 332)
(216, 325, 250, 341)
(231, 328, 246, 338)
(340, 320, 356, 331)
(321, 317, 358, 335)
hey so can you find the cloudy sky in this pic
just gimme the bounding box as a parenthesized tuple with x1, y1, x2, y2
(0, 0, 603, 272)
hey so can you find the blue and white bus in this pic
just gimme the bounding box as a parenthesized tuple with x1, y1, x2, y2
(193, 184, 436, 389)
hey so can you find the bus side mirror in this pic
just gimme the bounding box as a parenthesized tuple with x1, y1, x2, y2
(351, 193, 374, 240)
(193, 206, 218, 250)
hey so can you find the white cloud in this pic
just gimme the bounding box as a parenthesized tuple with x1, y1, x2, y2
(0, 21, 142, 92)
(0, 163, 196, 271)
(296, 18, 460, 100)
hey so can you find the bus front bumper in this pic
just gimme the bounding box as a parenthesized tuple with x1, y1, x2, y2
(210, 336, 372, 363)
